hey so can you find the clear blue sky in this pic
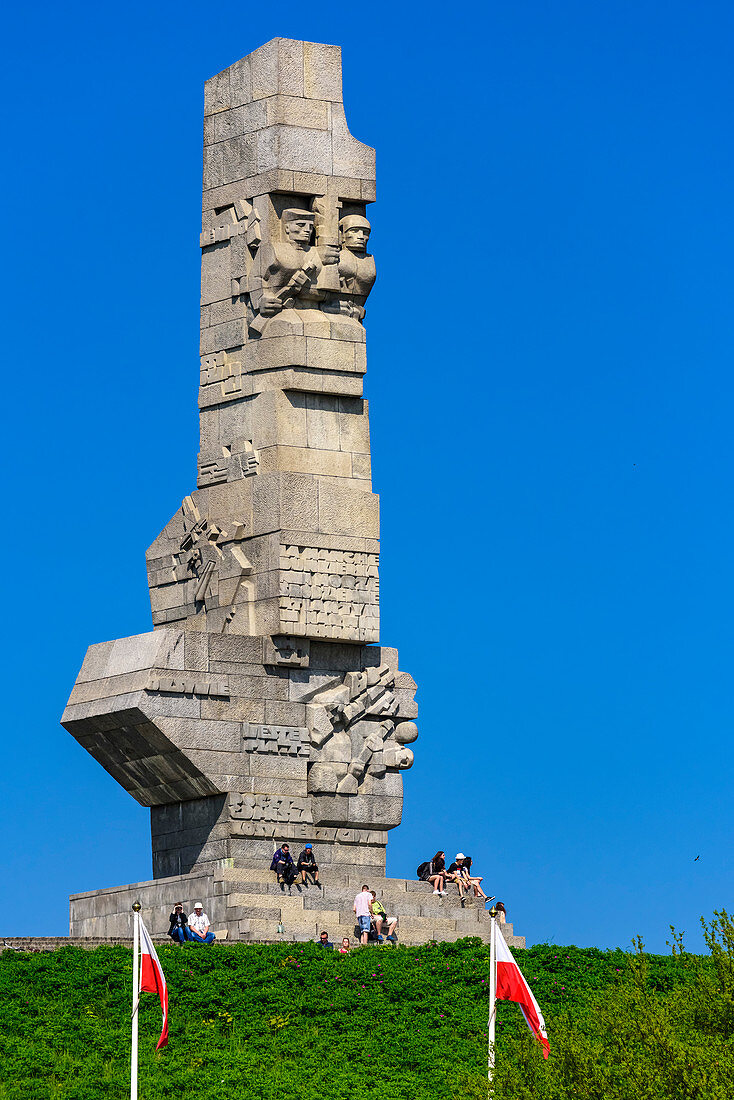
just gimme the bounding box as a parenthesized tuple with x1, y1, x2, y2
(3, 0, 733, 951)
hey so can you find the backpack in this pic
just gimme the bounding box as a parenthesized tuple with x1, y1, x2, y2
(416, 861, 430, 879)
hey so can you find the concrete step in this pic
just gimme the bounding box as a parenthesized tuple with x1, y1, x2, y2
(219, 876, 488, 910)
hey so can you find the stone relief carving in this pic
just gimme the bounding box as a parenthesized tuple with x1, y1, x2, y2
(227, 793, 387, 844)
(230, 793, 312, 824)
(279, 544, 379, 641)
(242, 724, 310, 757)
(323, 215, 376, 323)
(146, 675, 230, 699)
(306, 665, 416, 798)
(197, 439, 259, 488)
(241, 199, 375, 339)
(263, 635, 311, 668)
(248, 208, 340, 335)
(148, 496, 253, 626)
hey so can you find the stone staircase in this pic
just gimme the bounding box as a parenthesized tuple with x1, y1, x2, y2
(215, 867, 525, 947)
(68, 865, 525, 948)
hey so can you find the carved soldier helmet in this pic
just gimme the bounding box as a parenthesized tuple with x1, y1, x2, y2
(283, 208, 315, 223)
(339, 214, 371, 233)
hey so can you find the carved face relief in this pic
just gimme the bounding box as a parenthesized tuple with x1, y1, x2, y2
(284, 217, 314, 247)
(343, 225, 370, 253)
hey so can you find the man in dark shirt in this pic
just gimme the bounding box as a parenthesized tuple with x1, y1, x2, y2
(270, 843, 296, 885)
(317, 931, 333, 948)
(447, 853, 468, 900)
(297, 843, 320, 885)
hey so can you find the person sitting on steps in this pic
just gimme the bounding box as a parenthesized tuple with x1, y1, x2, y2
(188, 902, 216, 944)
(270, 843, 296, 886)
(296, 843, 319, 886)
(447, 853, 469, 900)
(370, 891, 398, 942)
(462, 855, 490, 900)
(419, 851, 447, 896)
(167, 902, 192, 943)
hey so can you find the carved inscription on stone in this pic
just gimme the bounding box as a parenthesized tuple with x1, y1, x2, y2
(230, 793, 312, 824)
(228, 793, 387, 842)
(279, 545, 379, 641)
(242, 724, 310, 757)
(146, 675, 230, 698)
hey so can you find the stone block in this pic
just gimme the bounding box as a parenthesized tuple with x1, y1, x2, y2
(204, 69, 231, 116)
(331, 105, 375, 180)
(317, 481, 380, 538)
(213, 101, 267, 142)
(248, 755, 306, 780)
(160, 715, 243, 751)
(228, 56, 251, 108)
(218, 867, 273, 884)
(303, 42, 343, 102)
(208, 635, 264, 665)
(263, 699, 307, 726)
(266, 96, 329, 130)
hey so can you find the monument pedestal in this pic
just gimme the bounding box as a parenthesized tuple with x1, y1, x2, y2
(70, 867, 525, 948)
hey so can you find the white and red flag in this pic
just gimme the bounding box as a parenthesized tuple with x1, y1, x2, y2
(139, 917, 169, 1050)
(495, 923, 549, 1058)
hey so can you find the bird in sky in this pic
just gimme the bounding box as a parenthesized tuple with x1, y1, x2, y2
(694, 855, 700, 862)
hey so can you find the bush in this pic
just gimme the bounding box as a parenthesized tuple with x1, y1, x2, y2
(0, 918, 731, 1099)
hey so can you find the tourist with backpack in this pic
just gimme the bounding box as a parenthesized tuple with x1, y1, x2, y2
(417, 851, 447, 895)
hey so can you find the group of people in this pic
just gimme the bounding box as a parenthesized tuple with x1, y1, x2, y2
(418, 852, 491, 901)
(317, 931, 353, 953)
(270, 843, 319, 886)
(167, 902, 216, 944)
(353, 884, 398, 945)
(315, 884, 398, 951)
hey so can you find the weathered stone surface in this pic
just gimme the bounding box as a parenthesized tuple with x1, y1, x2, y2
(66, 866, 526, 948)
(59, 38, 442, 941)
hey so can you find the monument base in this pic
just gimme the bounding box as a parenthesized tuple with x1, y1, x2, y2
(70, 866, 525, 947)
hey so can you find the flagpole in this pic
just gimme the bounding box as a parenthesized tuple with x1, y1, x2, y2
(488, 903, 498, 1084)
(131, 901, 141, 1100)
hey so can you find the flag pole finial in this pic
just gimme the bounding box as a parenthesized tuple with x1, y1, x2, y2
(488, 904, 498, 919)
(132, 901, 142, 912)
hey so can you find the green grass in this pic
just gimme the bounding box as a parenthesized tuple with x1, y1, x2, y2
(1, 915, 733, 1099)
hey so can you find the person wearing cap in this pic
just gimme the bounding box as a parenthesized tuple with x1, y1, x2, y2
(253, 208, 339, 332)
(188, 903, 215, 944)
(167, 902, 192, 944)
(324, 214, 376, 324)
(296, 843, 319, 886)
(446, 854, 468, 900)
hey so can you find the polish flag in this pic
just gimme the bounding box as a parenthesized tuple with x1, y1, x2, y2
(495, 924, 549, 1058)
(139, 917, 169, 1049)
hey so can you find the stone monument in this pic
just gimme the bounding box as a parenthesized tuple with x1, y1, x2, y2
(62, 39, 523, 948)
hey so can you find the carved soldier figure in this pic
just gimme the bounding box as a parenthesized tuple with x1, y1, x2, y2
(324, 214, 376, 324)
(250, 208, 339, 334)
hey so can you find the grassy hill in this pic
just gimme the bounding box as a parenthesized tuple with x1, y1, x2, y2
(1, 911, 732, 1099)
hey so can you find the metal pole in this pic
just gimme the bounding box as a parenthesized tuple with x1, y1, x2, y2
(488, 905, 498, 1084)
(131, 902, 141, 1100)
